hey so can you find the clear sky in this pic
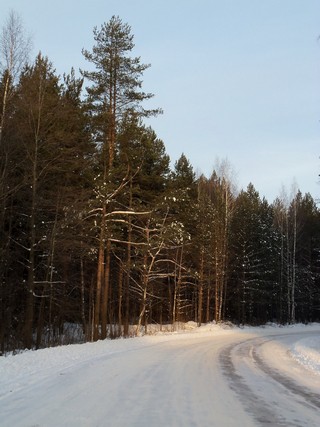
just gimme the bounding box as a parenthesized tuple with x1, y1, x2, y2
(1, 0, 320, 202)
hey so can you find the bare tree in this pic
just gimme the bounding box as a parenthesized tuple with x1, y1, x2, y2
(0, 10, 31, 144)
(289, 181, 299, 323)
(213, 159, 237, 322)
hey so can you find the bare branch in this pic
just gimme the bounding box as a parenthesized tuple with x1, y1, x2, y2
(0, 10, 32, 80)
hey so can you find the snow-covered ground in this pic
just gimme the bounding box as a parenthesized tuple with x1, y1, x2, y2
(0, 322, 319, 426)
(290, 333, 320, 374)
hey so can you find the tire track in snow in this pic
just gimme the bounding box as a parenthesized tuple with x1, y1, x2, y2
(219, 333, 320, 427)
(219, 339, 291, 427)
(252, 336, 320, 410)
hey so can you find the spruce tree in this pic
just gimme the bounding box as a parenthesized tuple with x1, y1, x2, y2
(229, 184, 278, 324)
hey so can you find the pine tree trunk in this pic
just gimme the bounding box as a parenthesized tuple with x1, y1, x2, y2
(80, 254, 87, 336)
(172, 247, 183, 326)
(198, 248, 204, 326)
(206, 285, 210, 323)
(118, 263, 123, 335)
(124, 239, 131, 337)
(24, 189, 36, 349)
(286, 214, 291, 323)
(93, 207, 106, 341)
(123, 183, 133, 337)
(214, 247, 219, 322)
(291, 198, 297, 323)
(136, 222, 151, 336)
(101, 239, 111, 339)
(136, 254, 148, 336)
(24, 129, 39, 349)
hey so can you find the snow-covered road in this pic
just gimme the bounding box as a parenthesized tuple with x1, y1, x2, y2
(1, 324, 320, 427)
(220, 331, 320, 426)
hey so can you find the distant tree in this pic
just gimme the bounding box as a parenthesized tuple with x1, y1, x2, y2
(229, 184, 278, 324)
(285, 191, 320, 323)
(209, 159, 236, 323)
(273, 188, 320, 324)
(192, 175, 216, 325)
(0, 10, 31, 144)
(167, 154, 196, 325)
(293, 193, 320, 322)
(273, 194, 289, 323)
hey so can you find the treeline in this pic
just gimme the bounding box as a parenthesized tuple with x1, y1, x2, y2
(1, 14, 320, 353)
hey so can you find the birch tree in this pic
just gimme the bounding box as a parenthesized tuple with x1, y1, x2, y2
(0, 10, 31, 144)
(210, 159, 236, 322)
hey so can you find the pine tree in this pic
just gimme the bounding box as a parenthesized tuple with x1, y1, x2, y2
(167, 154, 196, 325)
(5, 54, 93, 349)
(289, 192, 320, 322)
(82, 16, 161, 340)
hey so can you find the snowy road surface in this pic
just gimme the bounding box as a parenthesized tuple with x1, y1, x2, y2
(1, 324, 320, 427)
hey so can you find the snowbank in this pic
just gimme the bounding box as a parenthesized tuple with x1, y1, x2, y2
(290, 335, 320, 375)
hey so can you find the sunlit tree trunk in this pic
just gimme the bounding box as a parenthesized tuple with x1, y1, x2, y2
(137, 247, 149, 335)
(101, 239, 111, 339)
(197, 247, 204, 326)
(93, 207, 106, 341)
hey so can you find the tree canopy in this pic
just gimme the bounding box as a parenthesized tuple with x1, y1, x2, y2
(0, 13, 319, 353)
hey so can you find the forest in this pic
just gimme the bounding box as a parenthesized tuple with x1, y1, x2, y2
(0, 13, 320, 354)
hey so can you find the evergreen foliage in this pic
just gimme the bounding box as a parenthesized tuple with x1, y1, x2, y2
(0, 14, 319, 352)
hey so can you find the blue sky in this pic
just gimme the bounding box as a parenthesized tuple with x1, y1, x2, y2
(1, 0, 320, 202)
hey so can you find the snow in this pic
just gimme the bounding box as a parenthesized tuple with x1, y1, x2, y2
(290, 335, 320, 375)
(0, 322, 319, 426)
